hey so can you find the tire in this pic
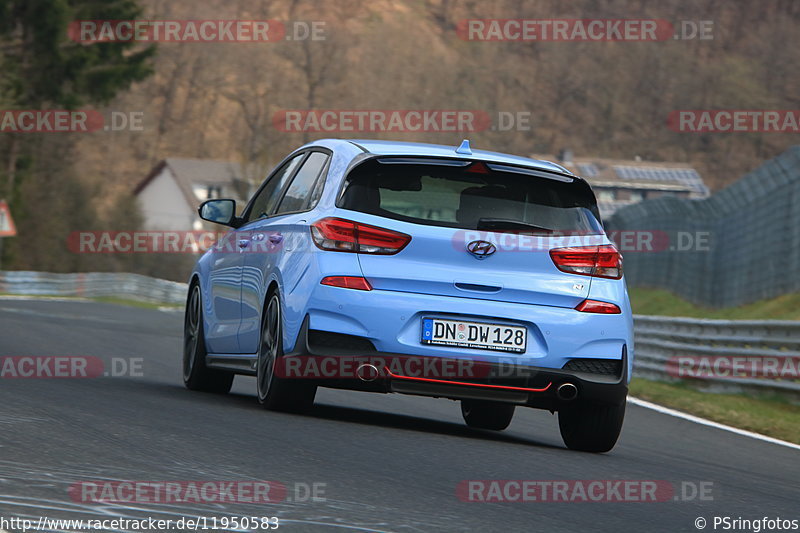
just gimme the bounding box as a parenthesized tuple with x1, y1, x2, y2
(183, 284, 234, 393)
(461, 399, 515, 431)
(558, 400, 626, 453)
(257, 292, 316, 412)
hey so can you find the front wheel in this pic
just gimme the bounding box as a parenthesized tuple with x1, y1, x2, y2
(256, 292, 316, 412)
(461, 399, 515, 431)
(558, 401, 626, 453)
(183, 284, 234, 393)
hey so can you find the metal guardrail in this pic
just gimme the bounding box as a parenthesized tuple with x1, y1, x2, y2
(0, 271, 188, 305)
(1, 271, 797, 399)
(633, 315, 800, 401)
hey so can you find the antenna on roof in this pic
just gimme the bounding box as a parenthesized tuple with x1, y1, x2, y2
(455, 139, 472, 155)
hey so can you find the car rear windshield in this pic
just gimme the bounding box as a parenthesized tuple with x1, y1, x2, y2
(338, 159, 603, 234)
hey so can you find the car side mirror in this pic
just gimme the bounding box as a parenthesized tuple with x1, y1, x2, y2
(198, 199, 238, 227)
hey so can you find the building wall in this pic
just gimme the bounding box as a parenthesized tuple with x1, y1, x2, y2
(595, 187, 694, 218)
(137, 168, 196, 230)
(606, 146, 800, 307)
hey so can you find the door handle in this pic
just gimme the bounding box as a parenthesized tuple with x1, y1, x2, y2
(455, 282, 502, 293)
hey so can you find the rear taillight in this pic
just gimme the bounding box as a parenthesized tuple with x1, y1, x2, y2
(320, 276, 373, 291)
(549, 245, 622, 279)
(311, 217, 411, 255)
(575, 299, 621, 314)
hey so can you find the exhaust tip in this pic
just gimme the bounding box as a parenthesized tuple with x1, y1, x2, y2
(356, 363, 380, 382)
(557, 382, 578, 401)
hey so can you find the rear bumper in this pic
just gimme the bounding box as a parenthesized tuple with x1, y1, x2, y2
(384, 359, 628, 409)
(294, 284, 634, 380)
(285, 317, 629, 410)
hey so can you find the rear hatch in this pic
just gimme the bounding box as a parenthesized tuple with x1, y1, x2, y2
(337, 157, 606, 308)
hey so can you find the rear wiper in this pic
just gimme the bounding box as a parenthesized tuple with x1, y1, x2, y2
(476, 218, 553, 234)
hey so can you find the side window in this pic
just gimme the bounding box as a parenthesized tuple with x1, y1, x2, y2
(244, 154, 304, 223)
(275, 152, 329, 215)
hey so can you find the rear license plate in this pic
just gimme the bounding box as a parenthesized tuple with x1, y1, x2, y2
(421, 318, 527, 354)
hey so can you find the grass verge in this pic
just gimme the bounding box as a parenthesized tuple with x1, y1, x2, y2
(629, 288, 800, 320)
(92, 296, 181, 310)
(629, 377, 800, 444)
(0, 293, 181, 310)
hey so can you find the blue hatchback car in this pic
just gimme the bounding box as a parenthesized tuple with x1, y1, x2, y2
(184, 139, 634, 452)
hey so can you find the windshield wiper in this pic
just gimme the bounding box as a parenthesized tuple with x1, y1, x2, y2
(476, 218, 553, 234)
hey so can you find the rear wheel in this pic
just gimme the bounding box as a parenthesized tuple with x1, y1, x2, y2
(558, 401, 626, 453)
(461, 399, 515, 431)
(257, 292, 316, 412)
(183, 284, 234, 393)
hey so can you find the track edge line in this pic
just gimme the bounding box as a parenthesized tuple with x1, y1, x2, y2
(627, 396, 800, 451)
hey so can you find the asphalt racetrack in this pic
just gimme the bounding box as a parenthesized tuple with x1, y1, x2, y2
(1, 299, 798, 532)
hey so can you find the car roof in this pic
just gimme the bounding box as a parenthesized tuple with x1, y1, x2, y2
(304, 138, 573, 176)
